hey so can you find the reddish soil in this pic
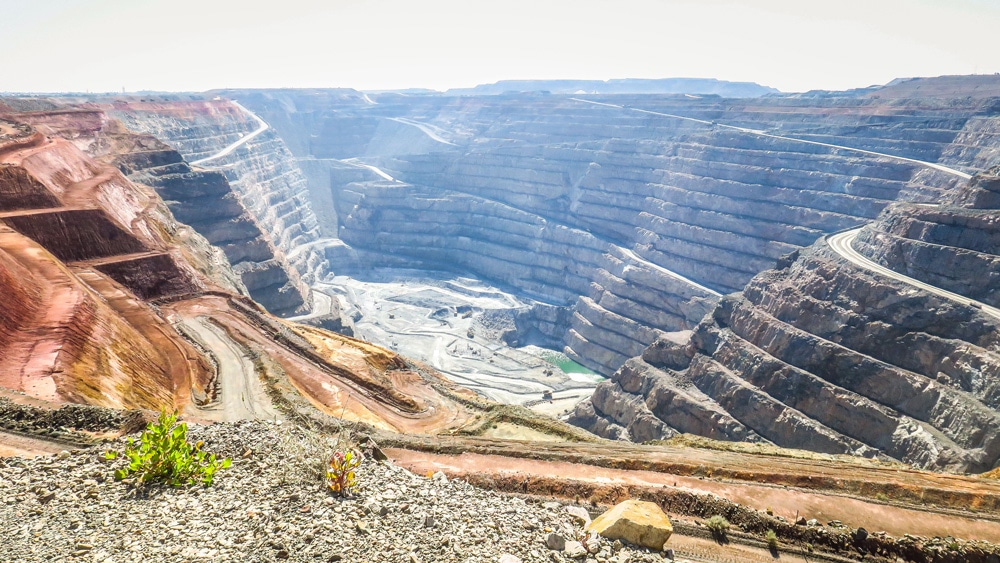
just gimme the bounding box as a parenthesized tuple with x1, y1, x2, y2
(0, 430, 67, 458)
(91, 251, 201, 300)
(0, 225, 89, 401)
(397, 435, 1000, 509)
(0, 108, 486, 432)
(0, 164, 61, 211)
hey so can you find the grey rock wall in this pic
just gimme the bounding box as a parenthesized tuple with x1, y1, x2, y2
(573, 242, 1000, 472)
(225, 88, 1000, 378)
(111, 101, 325, 316)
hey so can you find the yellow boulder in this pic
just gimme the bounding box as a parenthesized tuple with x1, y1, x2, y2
(585, 500, 673, 550)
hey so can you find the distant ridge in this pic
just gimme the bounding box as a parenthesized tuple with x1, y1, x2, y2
(869, 74, 1000, 98)
(446, 78, 780, 98)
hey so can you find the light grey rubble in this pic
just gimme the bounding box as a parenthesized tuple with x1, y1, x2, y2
(0, 421, 668, 563)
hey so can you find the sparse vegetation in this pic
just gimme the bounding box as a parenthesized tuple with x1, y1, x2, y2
(105, 410, 230, 486)
(766, 529, 779, 550)
(704, 515, 730, 540)
(326, 449, 362, 496)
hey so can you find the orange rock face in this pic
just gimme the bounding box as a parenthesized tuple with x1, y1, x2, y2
(0, 111, 219, 408)
(0, 104, 481, 434)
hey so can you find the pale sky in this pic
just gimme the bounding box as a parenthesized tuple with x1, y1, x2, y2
(3, 0, 1000, 94)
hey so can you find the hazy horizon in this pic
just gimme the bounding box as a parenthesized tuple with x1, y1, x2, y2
(4, 0, 1000, 94)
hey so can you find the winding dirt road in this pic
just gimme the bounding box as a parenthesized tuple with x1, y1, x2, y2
(180, 316, 280, 421)
(387, 446, 1000, 543)
(387, 117, 456, 146)
(570, 97, 974, 180)
(573, 96, 994, 319)
(827, 230, 1000, 320)
(190, 101, 269, 167)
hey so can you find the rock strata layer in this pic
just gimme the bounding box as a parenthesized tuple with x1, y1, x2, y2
(854, 168, 1000, 307)
(222, 81, 1000, 376)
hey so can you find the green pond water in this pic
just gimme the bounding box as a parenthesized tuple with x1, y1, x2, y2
(535, 350, 602, 381)
(548, 356, 598, 375)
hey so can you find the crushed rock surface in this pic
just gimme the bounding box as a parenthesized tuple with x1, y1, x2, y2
(0, 421, 670, 562)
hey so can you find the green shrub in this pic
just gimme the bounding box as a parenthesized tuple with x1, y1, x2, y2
(326, 450, 361, 496)
(705, 515, 730, 540)
(766, 529, 779, 550)
(105, 411, 230, 486)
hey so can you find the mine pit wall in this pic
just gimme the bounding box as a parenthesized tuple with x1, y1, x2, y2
(101, 89, 1000, 422)
(0, 228, 188, 411)
(105, 102, 320, 316)
(226, 90, 1000, 379)
(94, 253, 201, 301)
(127, 154, 305, 315)
(17, 139, 104, 200)
(852, 168, 1000, 308)
(574, 240, 1000, 473)
(326, 149, 955, 375)
(199, 128, 328, 283)
(2, 210, 147, 262)
(334, 179, 717, 375)
(0, 126, 214, 411)
(109, 101, 324, 316)
(0, 245, 42, 339)
(111, 100, 259, 162)
(941, 114, 1000, 170)
(0, 164, 61, 210)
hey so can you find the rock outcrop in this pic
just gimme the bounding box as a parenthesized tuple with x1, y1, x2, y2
(120, 139, 309, 315)
(853, 168, 1000, 307)
(585, 499, 674, 550)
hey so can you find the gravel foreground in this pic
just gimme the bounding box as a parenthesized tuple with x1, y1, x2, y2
(0, 421, 672, 563)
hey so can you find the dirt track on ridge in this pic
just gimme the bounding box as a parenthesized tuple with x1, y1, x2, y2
(389, 447, 1000, 542)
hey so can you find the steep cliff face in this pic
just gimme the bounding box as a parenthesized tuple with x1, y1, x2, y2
(573, 240, 1000, 472)
(119, 138, 308, 315)
(222, 83, 1000, 377)
(548, 78, 1000, 471)
(572, 157, 1000, 472)
(108, 100, 322, 316)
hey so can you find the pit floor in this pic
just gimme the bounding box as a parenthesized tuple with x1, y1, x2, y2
(311, 271, 604, 416)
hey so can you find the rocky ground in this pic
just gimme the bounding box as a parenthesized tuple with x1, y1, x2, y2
(0, 421, 672, 563)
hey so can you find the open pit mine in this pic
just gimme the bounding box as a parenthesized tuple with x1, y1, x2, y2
(6, 75, 1000, 562)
